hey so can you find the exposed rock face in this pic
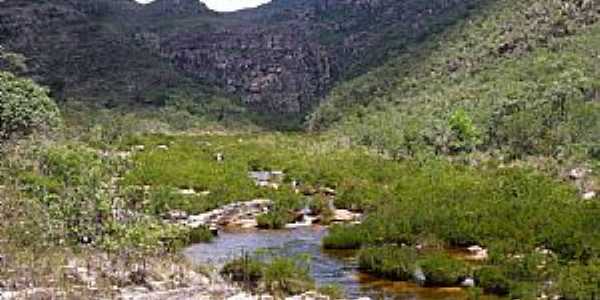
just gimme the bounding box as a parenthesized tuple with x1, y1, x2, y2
(0, 0, 484, 115)
(160, 27, 332, 113)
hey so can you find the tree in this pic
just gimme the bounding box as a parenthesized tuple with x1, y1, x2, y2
(0, 71, 61, 143)
(448, 109, 480, 153)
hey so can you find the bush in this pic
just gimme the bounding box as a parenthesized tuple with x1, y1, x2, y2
(187, 226, 214, 244)
(358, 246, 417, 281)
(418, 252, 469, 286)
(323, 224, 366, 249)
(263, 257, 314, 296)
(256, 210, 289, 229)
(317, 284, 345, 299)
(475, 266, 511, 295)
(221, 256, 264, 284)
(557, 261, 600, 300)
(0, 71, 61, 142)
(221, 255, 314, 296)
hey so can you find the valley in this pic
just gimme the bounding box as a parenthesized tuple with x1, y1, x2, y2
(1, 0, 599, 299)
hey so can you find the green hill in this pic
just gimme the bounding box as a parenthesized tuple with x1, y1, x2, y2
(310, 0, 599, 159)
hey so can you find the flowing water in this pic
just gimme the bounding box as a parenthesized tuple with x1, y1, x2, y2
(183, 226, 494, 300)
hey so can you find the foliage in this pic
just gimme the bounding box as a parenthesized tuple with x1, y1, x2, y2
(0, 71, 61, 143)
(475, 266, 511, 295)
(323, 225, 367, 250)
(448, 109, 480, 153)
(418, 252, 469, 286)
(1, 141, 192, 256)
(187, 226, 214, 244)
(556, 260, 600, 300)
(221, 254, 314, 296)
(317, 284, 345, 300)
(358, 246, 417, 281)
(311, 0, 600, 160)
(256, 210, 289, 230)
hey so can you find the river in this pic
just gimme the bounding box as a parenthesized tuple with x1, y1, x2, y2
(184, 226, 496, 300)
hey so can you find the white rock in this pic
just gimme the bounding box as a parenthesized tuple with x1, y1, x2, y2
(178, 188, 197, 196)
(157, 145, 169, 150)
(320, 187, 337, 195)
(461, 277, 476, 287)
(216, 153, 224, 161)
(467, 245, 488, 261)
(569, 168, 587, 180)
(164, 210, 188, 221)
(332, 209, 361, 222)
(467, 245, 484, 253)
(582, 191, 596, 200)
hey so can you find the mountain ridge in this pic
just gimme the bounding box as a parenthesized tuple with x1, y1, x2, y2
(0, 0, 487, 119)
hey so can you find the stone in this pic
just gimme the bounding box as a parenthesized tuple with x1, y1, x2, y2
(461, 277, 475, 287)
(178, 188, 197, 196)
(164, 210, 189, 221)
(332, 209, 361, 222)
(216, 153, 224, 162)
(157, 145, 169, 150)
(320, 187, 337, 195)
(467, 245, 489, 261)
(569, 168, 588, 180)
(234, 218, 258, 229)
(582, 191, 596, 200)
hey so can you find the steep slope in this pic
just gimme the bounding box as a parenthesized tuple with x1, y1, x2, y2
(0, 0, 211, 105)
(311, 0, 600, 158)
(0, 0, 491, 121)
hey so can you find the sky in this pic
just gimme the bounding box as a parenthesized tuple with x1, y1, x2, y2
(135, 0, 272, 12)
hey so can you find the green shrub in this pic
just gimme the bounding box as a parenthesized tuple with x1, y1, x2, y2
(256, 210, 289, 229)
(317, 284, 345, 300)
(187, 226, 214, 244)
(0, 71, 61, 142)
(475, 266, 511, 295)
(221, 256, 264, 284)
(557, 261, 600, 300)
(323, 225, 366, 249)
(418, 252, 469, 286)
(509, 282, 538, 300)
(263, 257, 314, 296)
(358, 246, 417, 281)
(221, 255, 314, 296)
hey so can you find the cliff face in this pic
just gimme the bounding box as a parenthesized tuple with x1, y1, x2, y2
(0, 0, 483, 115)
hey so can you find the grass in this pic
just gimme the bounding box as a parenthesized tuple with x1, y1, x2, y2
(3, 129, 598, 298)
(221, 254, 314, 297)
(121, 133, 403, 215)
(323, 159, 600, 297)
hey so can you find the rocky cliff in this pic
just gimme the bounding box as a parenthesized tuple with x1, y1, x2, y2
(0, 0, 484, 116)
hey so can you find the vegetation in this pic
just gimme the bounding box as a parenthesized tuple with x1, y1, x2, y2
(324, 160, 599, 296)
(1, 0, 599, 299)
(311, 0, 600, 160)
(0, 71, 61, 143)
(221, 254, 314, 297)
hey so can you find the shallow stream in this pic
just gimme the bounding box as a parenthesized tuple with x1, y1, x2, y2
(183, 226, 495, 300)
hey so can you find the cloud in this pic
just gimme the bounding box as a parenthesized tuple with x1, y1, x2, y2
(135, 0, 272, 12)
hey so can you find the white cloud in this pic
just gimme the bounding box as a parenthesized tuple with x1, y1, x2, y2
(135, 0, 272, 12)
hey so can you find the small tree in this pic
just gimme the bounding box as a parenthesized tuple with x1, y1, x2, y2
(448, 109, 480, 153)
(0, 71, 61, 143)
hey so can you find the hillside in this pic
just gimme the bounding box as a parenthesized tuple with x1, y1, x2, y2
(310, 0, 599, 159)
(0, 0, 492, 123)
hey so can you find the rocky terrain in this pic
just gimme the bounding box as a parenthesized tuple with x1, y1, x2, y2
(0, 0, 485, 116)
